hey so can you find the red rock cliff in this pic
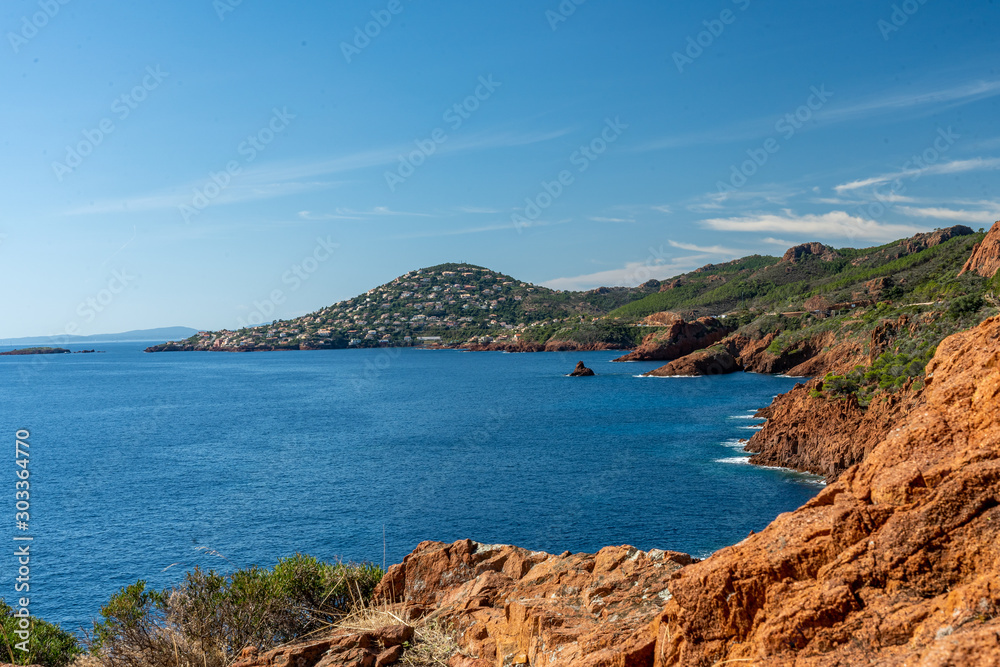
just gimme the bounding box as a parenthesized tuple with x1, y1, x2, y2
(959, 220, 1000, 278)
(745, 379, 918, 480)
(654, 314, 1000, 665)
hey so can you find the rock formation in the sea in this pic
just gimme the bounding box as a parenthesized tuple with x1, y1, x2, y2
(0, 347, 71, 356)
(959, 220, 1000, 278)
(568, 361, 595, 376)
(374, 539, 694, 666)
(644, 345, 740, 376)
(613, 313, 732, 362)
(654, 314, 1000, 665)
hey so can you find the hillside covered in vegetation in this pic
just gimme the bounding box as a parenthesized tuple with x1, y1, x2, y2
(146, 225, 998, 357)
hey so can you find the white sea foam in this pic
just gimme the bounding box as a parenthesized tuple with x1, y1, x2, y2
(729, 414, 765, 420)
(716, 456, 751, 464)
(721, 439, 748, 449)
(738, 424, 765, 430)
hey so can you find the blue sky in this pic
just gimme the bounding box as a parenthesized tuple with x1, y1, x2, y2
(2, 0, 998, 336)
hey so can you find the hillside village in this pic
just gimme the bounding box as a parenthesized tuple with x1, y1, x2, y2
(167, 263, 650, 351)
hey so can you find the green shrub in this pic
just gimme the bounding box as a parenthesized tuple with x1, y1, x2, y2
(91, 556, 383, 667)
(0, 600, 83, 667)
(948, 294, 985, 318)
(821, 373, 860, 398)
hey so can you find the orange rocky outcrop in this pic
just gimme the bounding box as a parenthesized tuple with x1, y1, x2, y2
(230, 625, 414, 667)
(745, 379, 918, 480)
(654, 314, 1000, 665)
(374, 539, 694, 666)
(959, 220, 1000, 278)
(781, 243, 840, 264)
(238, 316, 1000, 666)
(613, 313, 732, 362)
(644, 330, 864, 378)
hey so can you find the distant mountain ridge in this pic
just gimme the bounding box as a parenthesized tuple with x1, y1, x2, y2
(1, 326, 200, 346)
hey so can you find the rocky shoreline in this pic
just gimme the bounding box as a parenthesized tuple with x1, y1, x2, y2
(237, 314, 1000, 666)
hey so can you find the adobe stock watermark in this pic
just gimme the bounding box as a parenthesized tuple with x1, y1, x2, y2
(546, 0, 587, 31)
(850, 126, 959, 224)
(511, 117, 628, 232)
(385, 75, 502, 192)
(341, 0, 412, 64)
(213, 0, 244, 21)
(877, 0, 930, 40)
(13, 429, 33, 655)
(235, 236, 338, 329)
(179, 107, 295, 223)
(51, 66, 169, 182)
(7, 0, 72, 54)
(716, 85, 832, 195)
(673, 0, 752, 74)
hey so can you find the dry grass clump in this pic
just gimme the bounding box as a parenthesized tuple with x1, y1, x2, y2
(328, 604, 459, 667)
(398, 620, 459, 667)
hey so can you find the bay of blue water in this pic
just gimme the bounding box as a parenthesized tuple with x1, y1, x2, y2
(0, 343, 818, 632)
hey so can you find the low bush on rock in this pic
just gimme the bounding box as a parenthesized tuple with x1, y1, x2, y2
(0, 600, 83, 667)
(90, 555, 383, 667)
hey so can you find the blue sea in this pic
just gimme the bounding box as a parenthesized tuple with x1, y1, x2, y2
(0, 343, 819, 632)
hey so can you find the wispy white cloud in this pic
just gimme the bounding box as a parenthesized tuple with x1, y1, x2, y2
(687, 186, 801, 213)
(542, 255, 709, 291)
(67, 180, 342, 216)
(821, 80, 1000, 122)
(651, 205, 672, 214)
(701, 210, 923, 241)
(589, 216, 636, 223)
(761, 237, 793, 246)
(668, 240, 743, 255)
(455, 206, 501, 214)
(834, 157, 1000, 194)
(897, 205, 1000, 224)
(64, 127, 570, 216)
(298, 207, 435, 221)
(637, 80, 1000, 152)
(392, 218, 569, 240)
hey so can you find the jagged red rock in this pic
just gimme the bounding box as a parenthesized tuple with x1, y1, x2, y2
(959, 220, 1000, 278)
(613, 313, 732, 362)
(654, 314, 1000, 665)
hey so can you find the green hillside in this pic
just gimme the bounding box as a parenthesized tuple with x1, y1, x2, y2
(609, 229, 988, 320)
(148, 226, 999, 353)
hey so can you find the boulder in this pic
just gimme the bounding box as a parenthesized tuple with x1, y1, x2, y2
(569, 361, 595, 376)
(644, 346, 740, 376)
(375, 540, 695, 666)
